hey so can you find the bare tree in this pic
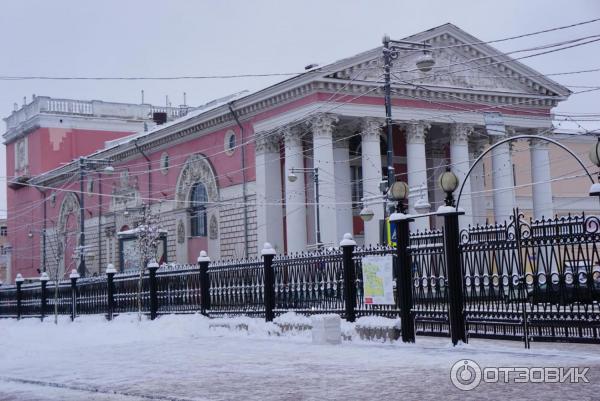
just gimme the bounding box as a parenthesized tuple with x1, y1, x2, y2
(132, 203, 163, 321)
(45, 222, 78, 324)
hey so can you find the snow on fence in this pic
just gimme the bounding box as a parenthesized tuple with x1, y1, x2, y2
(2, 211, 600, 345)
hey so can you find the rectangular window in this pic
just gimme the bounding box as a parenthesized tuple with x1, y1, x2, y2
(191, 209, 207, 237)
(0, 226, 6, 236)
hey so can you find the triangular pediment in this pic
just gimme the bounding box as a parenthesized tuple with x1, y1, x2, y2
(321, 23, 570, 99)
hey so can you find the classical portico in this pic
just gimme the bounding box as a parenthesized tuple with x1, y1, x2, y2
(254, 109, 558, 252)
(249, 22, 570, 253)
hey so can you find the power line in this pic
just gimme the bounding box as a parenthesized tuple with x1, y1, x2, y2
(2, 17, 600, 82)
(16, 27, 600, 192)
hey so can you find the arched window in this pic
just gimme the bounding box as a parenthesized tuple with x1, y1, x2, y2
(190, 182, 208, 237)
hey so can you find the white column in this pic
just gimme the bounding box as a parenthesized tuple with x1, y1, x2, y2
(361, 118, 384, 245)
(305, 153, 316, 246)
(491, 135, 516, 223)
(530, 135, 554, 220)
(406, 122, 431, 232)
(284, 129, 307, 253)
(470, 140, 488, 226)
(450, 124, 474, 228)
(334, 138, 353, 242)
(312, 114, 338, 247)
(255, 132, 284, 253)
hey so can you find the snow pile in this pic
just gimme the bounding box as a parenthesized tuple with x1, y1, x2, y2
(274, 311, 312, 327)
(273, 312, 312, 335)
(355, 316, 401, 343)
(341, 320, 356, 341)
(209, 316, 281, 337)
(355, 315, 401, 329)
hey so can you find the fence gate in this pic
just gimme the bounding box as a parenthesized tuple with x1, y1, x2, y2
(410, 229, 450, 337)
(460, 209, 600, 345)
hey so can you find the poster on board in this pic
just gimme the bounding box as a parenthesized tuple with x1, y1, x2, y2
(361, 255, 395, 305)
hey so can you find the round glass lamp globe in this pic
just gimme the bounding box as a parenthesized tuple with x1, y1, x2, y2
(416, 53, 435, 72)
(389, 181, 409, 201)
(439, 170, 459, 193)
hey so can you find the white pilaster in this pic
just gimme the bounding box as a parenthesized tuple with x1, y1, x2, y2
(491, 134, 516, 223)
(450, 124, 474, 228)
(361, 118, 384, 245)
(530, 134, 554, 220)
(406, 122, 431, 232)
(312, 114, 338, 247)
(284, 129, 307, 253)
(334, 138, 353, 242)
(255, 132, 284, 254)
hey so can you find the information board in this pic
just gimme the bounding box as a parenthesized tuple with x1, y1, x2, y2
(361, 255, 395, 305)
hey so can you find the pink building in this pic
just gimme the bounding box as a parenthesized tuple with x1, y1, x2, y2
(4, 24, 594, 282)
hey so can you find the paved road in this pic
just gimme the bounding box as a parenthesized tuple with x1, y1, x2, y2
(0, 316, 598, 400)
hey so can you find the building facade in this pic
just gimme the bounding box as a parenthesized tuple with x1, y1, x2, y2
(4, 24, 596, 282)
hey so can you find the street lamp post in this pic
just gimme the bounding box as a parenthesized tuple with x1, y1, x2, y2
(381, 36, 435, 218)
(288, 167, 321, 248)
(437, 167, 467, 346)
(388, 180, 415, 342)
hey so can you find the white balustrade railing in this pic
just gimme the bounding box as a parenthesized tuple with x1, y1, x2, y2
(4, 96, 191, 131)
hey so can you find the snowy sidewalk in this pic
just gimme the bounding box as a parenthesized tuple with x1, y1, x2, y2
(0, 314, 598, 400)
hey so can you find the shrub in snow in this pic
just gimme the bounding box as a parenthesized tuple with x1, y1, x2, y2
(273, 312, 312, 333)
(355, 316, 401, 343)
(208, 316, 281, 337)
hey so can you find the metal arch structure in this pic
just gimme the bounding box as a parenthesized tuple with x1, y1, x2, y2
(455, 134, 595, 210)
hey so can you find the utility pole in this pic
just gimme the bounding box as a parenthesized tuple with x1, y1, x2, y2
(382, 36, 396, 195)
(380, 35, 435, 226)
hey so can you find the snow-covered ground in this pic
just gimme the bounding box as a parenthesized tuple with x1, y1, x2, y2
(0, 313, 598, 400)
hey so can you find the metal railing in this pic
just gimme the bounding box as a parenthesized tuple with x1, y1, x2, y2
(1, 210, 599, 346)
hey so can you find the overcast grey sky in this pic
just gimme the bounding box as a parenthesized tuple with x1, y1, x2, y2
(0, 0, 599, 216)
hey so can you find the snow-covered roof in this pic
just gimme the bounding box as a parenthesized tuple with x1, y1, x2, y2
(103, 90, 251, 150)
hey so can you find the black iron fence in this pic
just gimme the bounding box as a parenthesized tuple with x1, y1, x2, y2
(1, 210, 600, 346)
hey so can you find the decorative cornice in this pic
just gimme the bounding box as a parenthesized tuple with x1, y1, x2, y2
(283, 126, 303, 149)
(360, 117, 383, 141)
(255, 132, 281, 154)
(529, 129, 553, 148)
(311, 114, 338, 138)
(450, 123, 474, 145)
(405, 121, 431, 144)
